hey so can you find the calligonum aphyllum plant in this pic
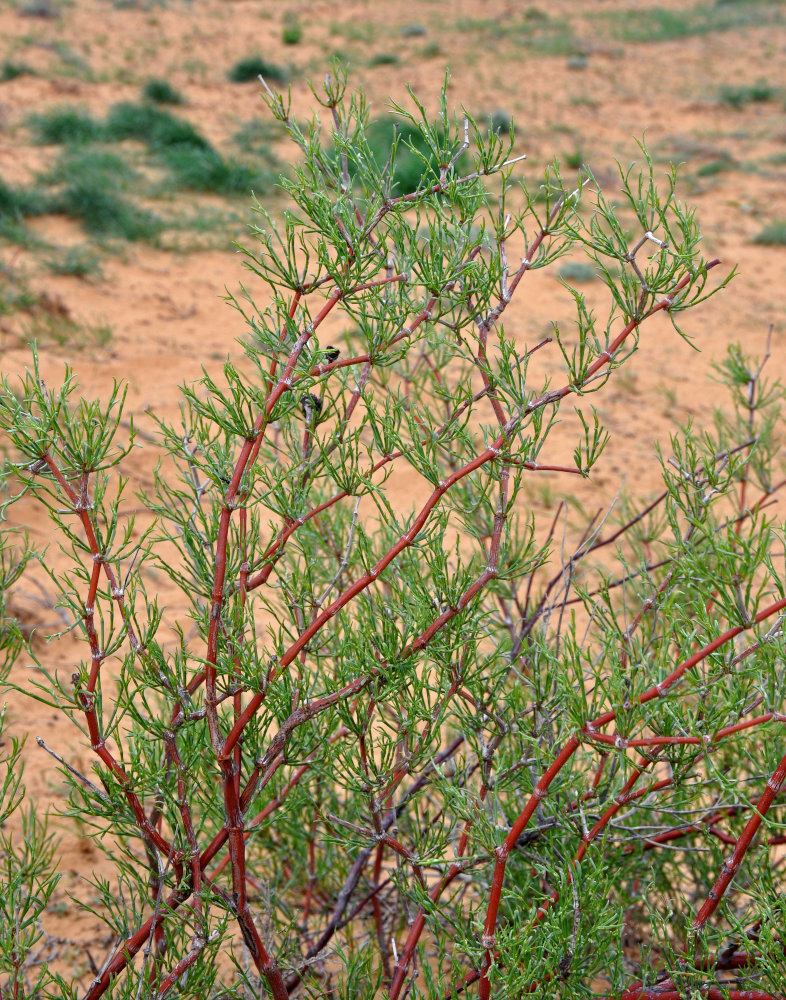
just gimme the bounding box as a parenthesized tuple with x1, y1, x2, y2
(1, 68, 785, 1000)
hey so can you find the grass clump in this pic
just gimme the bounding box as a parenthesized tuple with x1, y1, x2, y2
(1, 61, 34, 81)
(719, 80, 778, 108)
(22, 308, 112, 350)
(0, 176, 50, 241)
(43, 148, 161, 242)
(104, 102, 208, 150)
(368, 52, 399, 66)
(231, 117, 285, 161)
(696, 157, 734, 177)
(420, 41, 441, 58)
(0, 265, 37, 316)
(603, 3, 782, 41)
(753, 220, 786, 245)
(56, 183, 161, 241)
(227, 55, 287, 84)
(363, 116, 470, 195)
(281, 18, 302, 45)
(28, 106, 103, 145)
(160, 146, 264, 196)
(487, 111, 512, 135)
(558, 260, 598, 283)
(142, 78, 185, 105)
(43, 244, 103, 278)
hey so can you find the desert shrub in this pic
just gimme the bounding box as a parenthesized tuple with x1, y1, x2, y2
(487, 110, 512, 135)
(368, 52, 400, 66)
(142, 77, 186, 105)
(42, 147, 162, 242)
(160, 144, 264, 195)
(557, 259, 598, 282)
(227, 54, 288, 83)
(27, 105, 103, 144)
(104, 101, 208, 150)
(43, 243, 103, 278)
(362, 112, 471, 195)
(0, 60, 34, 81)
(281, 18, 302, 45)
(753, 220, 786, 245)
(56, 181, 161, 240)
(719, 80, 778, 108)
(1, 70, 785, 1000)
(0, 176, 40, 220)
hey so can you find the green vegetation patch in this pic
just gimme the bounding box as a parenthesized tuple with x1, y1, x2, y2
(753, 220, 786, 245)
(17, 147, 160, 243)
(600, 3, 784, 42)
(227, 55, 288, 84)
(281, 19, 302, 45)
(363, 117, 471, 196)
(1, 61, 35, 81)
(719, 81, 779, 108)
(104, 102, 209, 150)
(142, 78, 186, 106)
(456, 9, 582, 56)
(28, 106, 103, 145)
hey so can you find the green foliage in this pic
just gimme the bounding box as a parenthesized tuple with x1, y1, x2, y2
(603, 2, 783, 41)
(0, 264, 38, 316)
(361, 113, 471, 195)
(281, 17, 302, 45)
(28, 105, 103, 145)
(227, 54, 288, 83)
(368, 52, 400, 66)
(0, 60, 34, 81)
(44, 147, 162, 241)
(557, 259, 598, 283)
(104, 100, 208, 149)
(43, 243, 103, 278)
(1, 73, 783, 1000)
(56, 180, 161, 240)
(17, 102, 281, 241)
(142, 76, 186, 105)
(487, 110, 512, 135)
(719, 80, 779, 107)
(696, 156, 734, 176)
(159, 144, 261, 195)
(753, 220, 786, 245)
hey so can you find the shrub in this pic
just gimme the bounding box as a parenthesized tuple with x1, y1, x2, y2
(41, 146, 162, 242)
(719, 80, 778, 108)
(159, 143, 265, 196)
(56, 181, 162, 241)
(227, 54, 288, 83)
(362, 111, 471, 195)
(0, 60, 34, 81)
(43, 243, 103, 278)
(281, 18, 302, 45)
(104, 101, 208, 150)
(142, 77, 186, 105)
(2, 71, 786, 1000)
(753, 220, 786, 245)
(27, 105, 103, 144)
(487, 110, 512, 135)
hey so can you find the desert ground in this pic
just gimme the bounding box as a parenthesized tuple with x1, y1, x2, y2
(1, 0, 785, 988)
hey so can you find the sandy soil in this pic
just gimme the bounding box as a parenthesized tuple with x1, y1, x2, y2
(1, 0, 785, 988)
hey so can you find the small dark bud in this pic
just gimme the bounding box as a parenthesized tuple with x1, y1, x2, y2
(324, 346, 340, 363)
(300, 392, 323, 420)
